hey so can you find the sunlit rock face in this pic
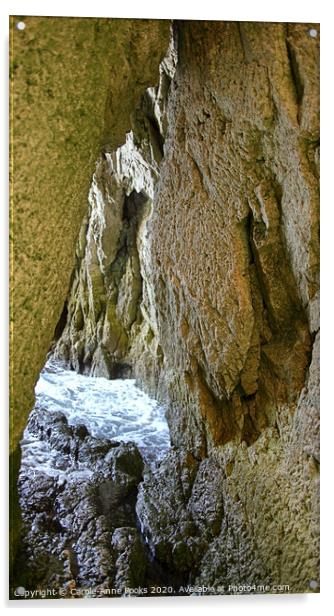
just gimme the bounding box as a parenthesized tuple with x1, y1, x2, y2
(54, 36, 177, 394)
(15, 20, 319, 595)
(10, 15, 170, 456)
(144, 21, 319, 592)
(54, 133, 160, 384)
(10, 15, 170, 568)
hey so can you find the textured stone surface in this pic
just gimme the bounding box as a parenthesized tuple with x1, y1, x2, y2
(150, 21, 319, 457)
(10, 15, 170, 565)
(15, 406, 145, 596)
(137, 334, 319, 592)
(12, 19, 319, 595)
(54, 20, 319, 593)
(53, 134, 160, 383)
(54, 37, 177, 393)
(137, 21, 319, 591)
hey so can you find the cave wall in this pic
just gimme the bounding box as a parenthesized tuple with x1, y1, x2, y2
(56, 20, 319, 591)
(151, 21, 319, 455)
(141, 20, 319, 591)
(11, 18, 319, 592)
(10, 15, 170, 565)
(54, 38, 177, 392)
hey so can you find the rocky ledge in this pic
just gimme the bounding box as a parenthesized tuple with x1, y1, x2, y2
(17, 406, 149, 596)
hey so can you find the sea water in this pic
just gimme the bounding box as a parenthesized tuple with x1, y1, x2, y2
(20, 358, 170, 476)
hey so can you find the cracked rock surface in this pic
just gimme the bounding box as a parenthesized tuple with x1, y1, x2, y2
(18, 405, 146, 595)
(13, 21, 319, 594)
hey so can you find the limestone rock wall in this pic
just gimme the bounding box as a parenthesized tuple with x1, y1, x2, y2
(54, 22, 319, 591)
(139, 20, 319, 591)
(137, 333, 319, 592)
(53, 135, 160, 383)
(12, 18, 319, 592)
(10, 14, 170, 567)
(54, 38, 177, 393)
(150, 21, 319, 458)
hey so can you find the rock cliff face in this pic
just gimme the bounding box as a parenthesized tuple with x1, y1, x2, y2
(53, 36, 177, 390)
(144, 21, 319, 592)
(54, 21, 319, 593)
(151, 21, 319, 456)
(10, 15, 170, 567)
(12, 19, 319, 594)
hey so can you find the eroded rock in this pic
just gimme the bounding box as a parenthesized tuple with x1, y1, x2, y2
(14, 20, 319, 596)
(17, 407, 145, 594)
(53, 35, 177, 393)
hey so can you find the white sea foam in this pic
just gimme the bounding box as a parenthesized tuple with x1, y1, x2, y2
(20, 359, 170, 477)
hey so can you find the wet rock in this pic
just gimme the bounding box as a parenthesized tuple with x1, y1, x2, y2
(136, 449, 204, 573)
(72, 424, 89, 440)
(76, 436, 119, 466)
(112, 527, 147, 592)
(110, 442, 144, 481)
(17, 406, 145, 591)
(18, 471, 59, 517)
